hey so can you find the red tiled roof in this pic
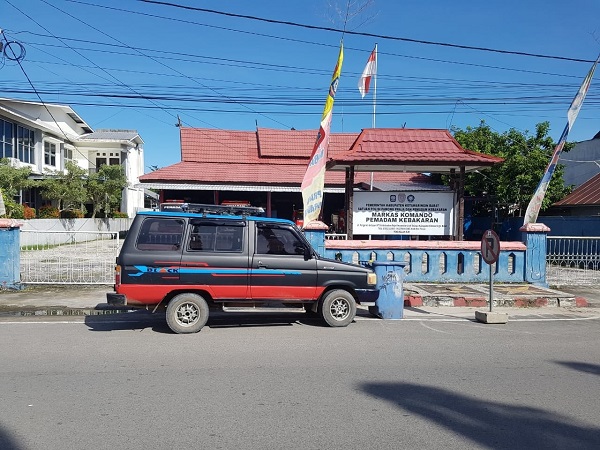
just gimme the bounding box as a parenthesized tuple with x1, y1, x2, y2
(142, 127, 502, 186)
(140, 161, 430, 186)
(554, 173, 600, 206)
(328, 128, 503, 168)
(255, 128, 357, 158)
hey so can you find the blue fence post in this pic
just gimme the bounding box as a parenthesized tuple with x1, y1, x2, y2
(302, 220, 328, 256)
(520, 222, 550, 287)
(0, 219, 24, 290)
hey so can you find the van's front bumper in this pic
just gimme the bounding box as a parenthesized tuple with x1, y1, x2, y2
(355, 288, 379, 306)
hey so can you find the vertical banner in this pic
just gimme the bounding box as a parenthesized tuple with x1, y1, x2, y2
(301, 43, 344, 223)
(523, 56, 598, 225)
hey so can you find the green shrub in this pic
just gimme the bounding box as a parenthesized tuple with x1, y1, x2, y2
(38, 205, 60, 218)
(61, 209, 84, 219)
(111, 211, 129, 218)
(9, 203, 24, 219)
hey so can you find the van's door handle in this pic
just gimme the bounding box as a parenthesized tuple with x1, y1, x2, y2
(257, 261, 268, 268)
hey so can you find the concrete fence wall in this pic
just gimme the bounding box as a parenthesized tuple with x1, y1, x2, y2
(304, 221, 550, 287)
(20, 218, 133, 246)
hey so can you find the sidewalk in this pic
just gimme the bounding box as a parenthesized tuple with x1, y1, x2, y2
(0, 283, 598, 320)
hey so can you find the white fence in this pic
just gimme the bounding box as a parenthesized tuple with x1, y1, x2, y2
(546, 236, 600, 287)
(20, 230, 120, 284)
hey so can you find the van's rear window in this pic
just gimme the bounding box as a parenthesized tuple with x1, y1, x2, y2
(136, 218, 184, 251)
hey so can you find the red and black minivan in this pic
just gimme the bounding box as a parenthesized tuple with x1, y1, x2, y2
(107, 205, 379, 333)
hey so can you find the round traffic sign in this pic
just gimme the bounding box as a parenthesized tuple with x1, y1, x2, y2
(481, 229, 500, 264)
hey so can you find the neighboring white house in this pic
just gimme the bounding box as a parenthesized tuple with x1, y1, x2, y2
(0, 97, 146, 217)
(561, 131, 600, 188)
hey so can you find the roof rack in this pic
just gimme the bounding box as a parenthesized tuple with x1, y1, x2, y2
(159, 202, 265, 216)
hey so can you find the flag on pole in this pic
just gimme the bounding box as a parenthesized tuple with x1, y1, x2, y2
(301, 43, 344, 224)
(523, 56, 599, 225)
(358, 46, 377, 98)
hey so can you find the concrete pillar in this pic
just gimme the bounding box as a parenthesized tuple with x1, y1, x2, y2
(302, 220, 328, 256)
(520, 222, 550, 287)
(0, 219, 24, 290)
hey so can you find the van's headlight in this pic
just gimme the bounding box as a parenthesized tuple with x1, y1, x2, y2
(367, 272, 377, 286)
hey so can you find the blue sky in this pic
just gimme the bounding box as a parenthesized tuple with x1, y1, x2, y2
(1, 0, 599, 170)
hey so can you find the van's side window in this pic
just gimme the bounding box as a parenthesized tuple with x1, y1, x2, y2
(256, 225, 304, 255)
(136, 218, 184, 251)
(188, 223, 244, 253)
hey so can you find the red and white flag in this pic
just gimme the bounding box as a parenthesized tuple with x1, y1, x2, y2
(358, 46, 377, 98)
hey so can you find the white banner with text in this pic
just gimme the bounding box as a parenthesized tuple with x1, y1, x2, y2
(353, 191, 455, 236)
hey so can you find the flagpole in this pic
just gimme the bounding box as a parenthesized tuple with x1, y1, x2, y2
(370, 44, 378, 190)
(372, 44, 377, 128)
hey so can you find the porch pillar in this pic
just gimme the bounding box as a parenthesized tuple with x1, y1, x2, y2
(345, 166, 355, 239)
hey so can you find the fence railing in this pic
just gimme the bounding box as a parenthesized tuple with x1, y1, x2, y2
(20, 230, 120, 284)
(323, 240, 527, 283)
(546, 236, 600, 287)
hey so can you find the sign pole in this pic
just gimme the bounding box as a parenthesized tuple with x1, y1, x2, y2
(489, 262, 493, 312)
(476, 229, 507, 324)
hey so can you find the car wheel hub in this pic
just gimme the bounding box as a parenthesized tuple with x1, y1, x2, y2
(330, 298, 349, 320)
(176, 302, 200, 326)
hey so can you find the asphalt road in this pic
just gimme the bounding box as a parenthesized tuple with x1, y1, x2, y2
(1, 312, 599, 450)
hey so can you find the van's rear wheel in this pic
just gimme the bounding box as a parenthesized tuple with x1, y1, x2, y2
(166, 293, 209, 334)
(318, 290, 356, 327)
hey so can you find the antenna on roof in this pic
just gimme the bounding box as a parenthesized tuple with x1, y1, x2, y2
(255, 119, 259, 130)
(176, 115, 182, 127)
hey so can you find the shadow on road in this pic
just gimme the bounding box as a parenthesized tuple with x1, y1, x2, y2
(0, 424, 24, 450)
(84, 310, 327, 333)
(554, 361, 600, 376)
(361, 382, 600, 449)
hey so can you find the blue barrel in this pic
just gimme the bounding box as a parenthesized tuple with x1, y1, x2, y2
(370, 261, 406, 319)
(0, 220, 23, 289)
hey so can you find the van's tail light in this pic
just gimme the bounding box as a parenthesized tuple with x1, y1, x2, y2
(115, 265, 122, 286)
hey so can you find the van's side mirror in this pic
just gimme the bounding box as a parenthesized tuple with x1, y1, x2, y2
(304, 247, 312, 260)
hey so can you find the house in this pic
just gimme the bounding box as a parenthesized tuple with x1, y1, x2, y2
(561, 131, 600, 188)
(0, 98, 146, 217)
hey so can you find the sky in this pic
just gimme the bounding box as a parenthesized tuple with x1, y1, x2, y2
(1, 0, 599, 172)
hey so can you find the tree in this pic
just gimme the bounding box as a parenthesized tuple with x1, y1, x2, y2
(451, 121, 573, 217)
(0, 158, 33, 218)
(87, 164, 127, 218)
(38, 161, 88, 215)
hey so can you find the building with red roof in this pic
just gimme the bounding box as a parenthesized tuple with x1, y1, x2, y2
(139, 127, 503, 235)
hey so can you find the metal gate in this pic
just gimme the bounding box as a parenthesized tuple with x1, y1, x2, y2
(20, 230, 120, 284)
(546, 236, 600, 287)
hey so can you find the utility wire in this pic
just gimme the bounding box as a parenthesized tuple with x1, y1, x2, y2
(41, 0, 293, 130)
(137, 0, 596, 64)
(0, 28, 73, 144)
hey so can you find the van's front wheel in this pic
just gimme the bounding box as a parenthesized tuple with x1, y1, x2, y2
(166, 293, 209, 334)
(318, 290, 356, 327)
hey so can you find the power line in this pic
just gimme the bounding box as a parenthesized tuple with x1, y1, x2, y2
(41, 0, 293, 130)
(137, 0, 597, 64)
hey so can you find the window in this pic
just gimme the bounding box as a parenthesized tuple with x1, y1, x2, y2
(136, 218, 184, 251)
(1, 119, 14, 159)
(17, 125, 35, 164)
(64, 145, 73, 164)
(187, 220, 244, 253)
(256, 225, 305, 255)
(44, 141, 57, 166)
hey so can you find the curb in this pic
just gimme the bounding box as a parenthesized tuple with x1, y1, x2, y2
(404, 294, 590, 308)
